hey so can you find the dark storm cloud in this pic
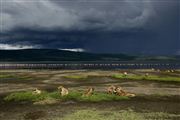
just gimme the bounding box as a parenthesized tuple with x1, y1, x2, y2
(2, 0, 154, 31)
(0, 0, 179, 55)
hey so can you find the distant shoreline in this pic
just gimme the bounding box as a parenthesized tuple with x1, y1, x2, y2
(0, 61, 179, 69)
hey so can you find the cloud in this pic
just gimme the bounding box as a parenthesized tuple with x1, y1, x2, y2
(59, 48, 85, 52)
(0, 0, 179, 55)
(1, 0, 78, 32)
(0, 44, 38, 50)
(1, 0, 155, 32)
(176, 50, 180, 55)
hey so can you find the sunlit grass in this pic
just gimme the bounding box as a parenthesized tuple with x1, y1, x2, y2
(53, 109, 179, 120)
(64, 75, 88, 80)
(50, 91, 130, 102)
(55, 109, 144, 120)
(112, 74, 180, 82)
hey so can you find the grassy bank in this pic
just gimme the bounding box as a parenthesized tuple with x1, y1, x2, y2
(4, 91, 129, 103)
(112, 74, 180, 82)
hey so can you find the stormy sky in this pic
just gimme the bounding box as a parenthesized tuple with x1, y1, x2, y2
(0, 0, 179, 55)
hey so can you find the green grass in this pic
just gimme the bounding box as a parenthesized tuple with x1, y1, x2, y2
(0, 74, 13, 78)
(54, 109, 143, 120)
(79, 92, 129, 102)
(0, 73, 17, 79)
(4, 91, 49, 102)
(48, 91, 129, 102)
(64, 75, 88, 80)
(0, 73, 35, 80)
(112, 74, 180, 82)
(4, 91, 129, 103)
(53, 109, 179, 120)
(0, 72, 48, 81)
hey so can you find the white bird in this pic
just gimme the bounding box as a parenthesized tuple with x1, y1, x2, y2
(123, 72, 128, 76)
(33, 88, 42, 95)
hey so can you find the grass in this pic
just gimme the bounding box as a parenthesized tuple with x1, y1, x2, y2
(54, 109, 143, 120)
(4, 91, 49, 102)
(0, 73, 36, 81)
(79, 92, 129, 102)
(53, 109, 179, 120)
(0, 74, 14, 78)
(64, 75, 88, 80)
(4, 91, 129, 103)
(0, 72, 49, 81)
(112, 74, 180, 82)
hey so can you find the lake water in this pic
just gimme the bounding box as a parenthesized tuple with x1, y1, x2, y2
(0, 61, 180, 69)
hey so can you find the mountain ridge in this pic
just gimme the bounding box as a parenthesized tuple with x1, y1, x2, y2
(0, 49, 179, 62)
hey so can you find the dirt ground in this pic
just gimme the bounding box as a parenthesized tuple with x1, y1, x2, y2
(0, 69, 180, 95)
(0, 69, 180, 120)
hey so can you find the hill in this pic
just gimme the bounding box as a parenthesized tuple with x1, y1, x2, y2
(0, 49, 179, 62)
(0, 49, 135, 61)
